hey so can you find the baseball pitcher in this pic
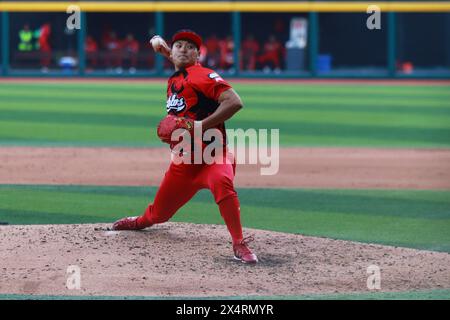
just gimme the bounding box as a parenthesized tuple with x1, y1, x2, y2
(112, 30, 257, 264)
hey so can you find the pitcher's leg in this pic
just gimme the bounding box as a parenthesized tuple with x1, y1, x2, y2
(202, 161, 243, 243)
(201, 161, 257, 263)
(218, 194, 243, 243)
(138, 164, 200, 226)
(113, 163, 199, 230)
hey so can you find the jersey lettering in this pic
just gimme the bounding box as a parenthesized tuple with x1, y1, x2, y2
(166, 94, 187, 112)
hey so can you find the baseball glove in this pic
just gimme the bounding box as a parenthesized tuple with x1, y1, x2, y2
(157, 115, 194, 144)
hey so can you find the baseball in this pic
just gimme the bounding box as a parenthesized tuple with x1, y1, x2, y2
(150, 36, 166, 52)
(151, 36, 162, 50)
(150, 35, 171, 60)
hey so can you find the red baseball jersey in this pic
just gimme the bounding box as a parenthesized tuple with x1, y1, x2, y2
(166, 63, 232, 146)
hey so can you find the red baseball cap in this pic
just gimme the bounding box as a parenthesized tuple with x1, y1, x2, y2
(171, 29, 202, 49)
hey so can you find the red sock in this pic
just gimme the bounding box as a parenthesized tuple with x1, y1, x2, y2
(136, 205, 153, 229)
(218, 195, 243, 244)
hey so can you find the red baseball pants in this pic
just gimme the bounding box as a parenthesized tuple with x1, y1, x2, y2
(136, 155, 244, 244)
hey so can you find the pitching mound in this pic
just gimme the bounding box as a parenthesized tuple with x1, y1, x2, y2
(1, 223, 449, 297)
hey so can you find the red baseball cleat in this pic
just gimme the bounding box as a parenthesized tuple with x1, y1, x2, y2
(112, 216, 144, 231)
(233, 236, 258, 264)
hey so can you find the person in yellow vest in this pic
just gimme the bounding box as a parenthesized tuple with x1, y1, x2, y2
(18, 24, 33, 52)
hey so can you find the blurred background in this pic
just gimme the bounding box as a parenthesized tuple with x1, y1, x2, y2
(0, 0, 449, 78)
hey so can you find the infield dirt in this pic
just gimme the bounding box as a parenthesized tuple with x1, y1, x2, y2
(1, 147, 450, 189)
(1, 222, 449, 297)
(1, 146, 449, 297)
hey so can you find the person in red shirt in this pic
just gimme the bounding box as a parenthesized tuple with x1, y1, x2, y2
(219, 35, 234, 70)
(258, 34, 283, 70)
(39, 23, 51, 71)
(112, 30, 258, 264)
(104, 31, 122, 72)
(241, 34, 260, 71)
(142, 38, 155, 70)
(122, 33, 140, 73)
(198, 44, 208, 65)
(204, 34, 221, 69)
(85, 35, 98, 70)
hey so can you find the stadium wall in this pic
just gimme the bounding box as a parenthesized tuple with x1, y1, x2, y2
(0, 1, 449, 78)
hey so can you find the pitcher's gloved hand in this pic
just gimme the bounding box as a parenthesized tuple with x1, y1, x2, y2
(157, 115, 195, 144)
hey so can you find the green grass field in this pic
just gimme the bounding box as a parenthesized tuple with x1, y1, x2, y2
(1, 185, 449, 253)
(0, 82, 449, 147)
(1, 81, 449, 300)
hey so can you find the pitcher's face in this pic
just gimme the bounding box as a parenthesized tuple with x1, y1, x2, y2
(171, 40, 199, 69)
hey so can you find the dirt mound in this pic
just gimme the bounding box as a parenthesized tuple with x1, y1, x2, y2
(1, 223, 449, 297)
